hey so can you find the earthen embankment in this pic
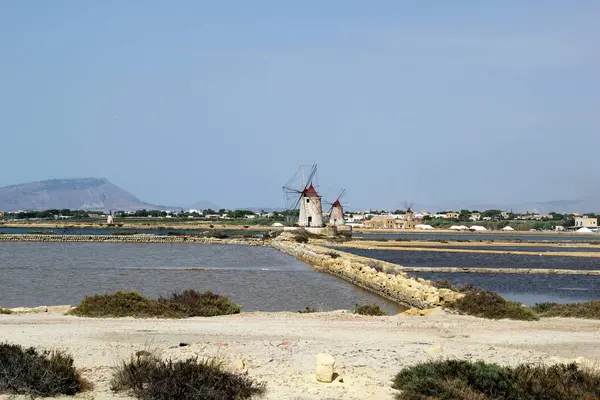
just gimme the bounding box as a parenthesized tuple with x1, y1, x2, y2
(271, 239, 461, 309)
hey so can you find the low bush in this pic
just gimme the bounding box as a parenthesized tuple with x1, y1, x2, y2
(0, 308, 12, 314)
(327, 251, 340, 259)
(298, 307, 318, 313)
(392, 359, 600, 400)
(354, 303, 387, 316)
(532, 300, 600, 319)
(431, 279, 457, 291)
(431, 279, 479, 293)
(294, 235, 308, 243)
(207, 230, 228, 239)
(0, 343, 90, 397)
(446, 290, 539, 321)
(70, 290, 241, 318)
(111, 354, 266, 400)
(158, 290, 242, 317)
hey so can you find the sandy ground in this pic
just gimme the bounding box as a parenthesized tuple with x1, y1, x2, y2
(1, 311, 599, 400)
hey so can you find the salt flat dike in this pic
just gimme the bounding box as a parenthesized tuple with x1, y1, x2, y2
(0, 233, 264, 246)
(271, 239, 461, 309)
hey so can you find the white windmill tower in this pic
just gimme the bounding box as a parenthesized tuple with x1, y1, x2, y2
(324, 189, 346, 226)
(283, 164, 324, 227)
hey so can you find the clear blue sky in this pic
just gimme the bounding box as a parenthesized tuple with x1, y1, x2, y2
(1, 1, 598, 210)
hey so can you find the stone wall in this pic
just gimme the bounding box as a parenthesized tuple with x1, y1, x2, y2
(0, 234, 265, 246)
(271, 239, 461, 309)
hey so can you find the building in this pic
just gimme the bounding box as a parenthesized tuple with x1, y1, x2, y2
(445, 212, 460, 219)
(364, 215, 396, 229)
(469, 212, 481, 221)
(329, 200, 345, 226)
(364, 209, 416, 230)
(574, 216, 598, 228)
(298, 184, 323, 227)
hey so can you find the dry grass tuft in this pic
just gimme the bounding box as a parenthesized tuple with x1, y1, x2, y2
(0, 342, 91, 397)
(111, 353, 266, 400)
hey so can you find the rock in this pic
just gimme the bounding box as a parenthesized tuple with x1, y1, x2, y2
(233, 359, 246, 371)
(550, 356, 600, 373)
(401, 307, 441, 317)
(135, 350, 152, 358)
(425, 345, 444, 355)
(315, 353, 335, 383)
(46, 305, 72, 313)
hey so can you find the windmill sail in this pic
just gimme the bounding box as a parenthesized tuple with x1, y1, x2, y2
(282, 164, 323, 227)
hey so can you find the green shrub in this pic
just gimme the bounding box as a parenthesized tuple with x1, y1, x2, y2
(532, 300, 600, 319)
(0, 308, 12, 314)
(207, 230, 228, 239)
(111, 354, 265, 400)
(70, 290, 241, 318)
(0, 343, 90, 397)
(392, 359, 600, 400)
(446, 290, 539, 321)
(158, 290, 241, 317)
(431, 279, 458, 291)
(354, 304, 387, 316)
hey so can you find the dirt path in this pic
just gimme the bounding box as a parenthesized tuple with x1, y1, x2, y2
(1, 311, 599, 400)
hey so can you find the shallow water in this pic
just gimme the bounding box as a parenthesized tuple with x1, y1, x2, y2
(340, 248, 600, 271)
(411, 272, 600, 305)
(338, 248, 600, 304)
(357, 232, 600, 243)
(0, 242, 402, 314)
(395, 245, 600, 253)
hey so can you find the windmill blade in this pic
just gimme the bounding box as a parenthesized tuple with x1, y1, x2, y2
(291, 194, 302, 211)
(303, 163, 318, 190)
(326, 203, 334, 215)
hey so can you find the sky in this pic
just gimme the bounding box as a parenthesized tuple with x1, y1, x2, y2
(1, 1, 599, 210)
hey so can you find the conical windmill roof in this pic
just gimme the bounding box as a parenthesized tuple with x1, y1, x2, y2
(332, 199, 342, 207)
(302, 184, 320, 198)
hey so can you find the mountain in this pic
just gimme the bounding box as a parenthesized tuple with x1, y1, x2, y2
(186, 200, 222, 211)
(0, 178, 179, 212)
(418, 198, 600, 214)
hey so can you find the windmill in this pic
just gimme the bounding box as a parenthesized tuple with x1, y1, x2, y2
(324, 189, 346, 226)
(282, 164, 324, 227)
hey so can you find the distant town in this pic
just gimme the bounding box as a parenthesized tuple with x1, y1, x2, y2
(1, 207, 598, 232)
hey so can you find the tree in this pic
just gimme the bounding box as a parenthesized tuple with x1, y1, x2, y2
(563, 216, 575, 228)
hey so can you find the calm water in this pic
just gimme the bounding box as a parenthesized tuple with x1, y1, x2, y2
(341, 248, 600, 271)
(338, 248, 600, 304)
(357, 232, 600, 243)
(411, 272, 600, 306)
(0, 242, 402, 314)
(391, 245, 600, 253)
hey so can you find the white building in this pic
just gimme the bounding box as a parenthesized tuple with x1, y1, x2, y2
(575, 216, 598, 228)
(298, 184, 323, 227)
(329, 200, 345, 226)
